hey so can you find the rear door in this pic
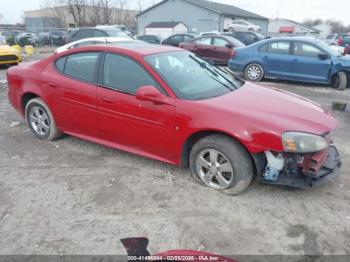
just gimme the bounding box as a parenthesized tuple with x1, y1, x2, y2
(260, 41, 294, 79)
(193, 37, 212, 60)
(45, 52, 100, 137)
(290, 41, 331, 82)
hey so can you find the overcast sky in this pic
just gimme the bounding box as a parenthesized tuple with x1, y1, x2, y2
(0, 0, 349, 25)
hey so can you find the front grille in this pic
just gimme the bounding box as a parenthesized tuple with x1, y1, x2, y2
(0, 55, 18, 61)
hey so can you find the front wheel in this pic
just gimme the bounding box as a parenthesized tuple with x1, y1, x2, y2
(189, 135, 254, 195)
(245, 63, 264, 82)
(25, 98, 61, 140)
(332, 71, 347, 90)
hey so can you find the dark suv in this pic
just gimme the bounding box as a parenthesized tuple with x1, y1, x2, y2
(223, 31, 264, 46)
(67, 28, 131, 43)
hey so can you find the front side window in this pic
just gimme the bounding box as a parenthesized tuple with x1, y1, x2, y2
(102, 53, 157, 94)
(145, 51, 243, 100)
(293, 42, 322, 58)
(173, 35, 182, 42)
(183, 35, 194, 42)
(212, 37, 229, 47)
(62, 52, 99, 82)
(195, 37, 211, 45)
(268, 41, 290, 54)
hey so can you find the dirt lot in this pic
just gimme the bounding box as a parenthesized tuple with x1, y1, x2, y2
(0, 48, 349, 256)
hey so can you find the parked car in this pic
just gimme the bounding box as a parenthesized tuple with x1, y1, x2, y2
(16, 32, 40, 47)
(330, 44, 349, 55)
(0, 31, 14, 44)
(136, 35, 162, 44)
(55, 37, 137, 53)
(325, 33, 348, 45)
(96, 25, 133, 38)
(67, 27, 132, 43)
(228, 19, 261, 32)
(199, 31, 220, 36)
(7, 43, 341, 194)
(49, 31, 67, 46)
(0, 45, 22, 65)
(180, 35, 245, 65)
(223, 31, 265, 45)
(161, 34, 195, 47)
(229, 37, 350, 90)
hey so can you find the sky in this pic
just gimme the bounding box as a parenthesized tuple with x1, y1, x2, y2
(0, 0, 349, 25)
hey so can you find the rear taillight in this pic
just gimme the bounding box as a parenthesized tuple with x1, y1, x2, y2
(231, 49, 236, 57)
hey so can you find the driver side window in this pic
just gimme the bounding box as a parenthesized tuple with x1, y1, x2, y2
(293, 42, 322, 58)
(102, 53, 157, 95)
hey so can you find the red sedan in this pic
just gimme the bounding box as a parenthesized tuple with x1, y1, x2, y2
(179, 35, 245, 65)
(7, 43, 341, 194)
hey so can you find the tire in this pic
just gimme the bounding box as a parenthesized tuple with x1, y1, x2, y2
(189, 134, 254, 195)
(25, 98, 61, 141)
(332, 71, 347, 90)
(245, 63, 264, 82)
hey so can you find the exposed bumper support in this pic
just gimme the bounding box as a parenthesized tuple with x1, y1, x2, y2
(259, 146, 341, 189)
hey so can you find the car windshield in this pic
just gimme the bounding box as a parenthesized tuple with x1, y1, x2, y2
(105, 30, 131, 38)
(224, 36, 245, 47)
(145, 51, 244, 100)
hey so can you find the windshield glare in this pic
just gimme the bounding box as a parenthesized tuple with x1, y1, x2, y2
(145, 51, 244, 100)
(316, 39, 342, 57)
(105, 30, 131, 38)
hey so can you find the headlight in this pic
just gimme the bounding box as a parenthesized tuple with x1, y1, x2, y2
(282, 132, 329, 153)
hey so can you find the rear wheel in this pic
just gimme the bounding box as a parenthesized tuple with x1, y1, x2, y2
(189, 135, 254, 195)
(245, 63, 264, 81)
(332, 71, 347, 90)
(25, 98, 61, 140)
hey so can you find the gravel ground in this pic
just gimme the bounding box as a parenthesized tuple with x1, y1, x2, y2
(0, 48, 349, 256)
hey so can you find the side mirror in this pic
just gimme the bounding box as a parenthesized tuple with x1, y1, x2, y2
(136, 86, 174, 105)
(318, 53, 329, 60)
(226, 43, 233, 48)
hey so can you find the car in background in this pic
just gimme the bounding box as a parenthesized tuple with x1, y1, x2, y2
(228, 20, 261, 32)
(228, 37, 350, 90)
(67, 27, 132, 43)
(180, 35, 245, 65)
(199, 31, 220, 36)
(0, 45, 22, 65)
(135, 35, 162, 44)
(49, 31, 67, 46)
(16, 32, 40, 47)
(223, 31, 264, 46)
(325, 34, 348, 45)
(161, 34, 195, 47)
(7, 43, 341, 194)
(55, 37, 136, 53)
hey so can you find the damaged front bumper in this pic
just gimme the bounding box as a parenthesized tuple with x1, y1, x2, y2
(258, 146, 342, 189)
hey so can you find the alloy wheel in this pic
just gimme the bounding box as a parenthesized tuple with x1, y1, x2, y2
(196, 149, 234, 190)
(28, 105, 50, 136)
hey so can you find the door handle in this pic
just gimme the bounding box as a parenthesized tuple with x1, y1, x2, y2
(47, 83, 58, 88)
(101, 97, 114, 104)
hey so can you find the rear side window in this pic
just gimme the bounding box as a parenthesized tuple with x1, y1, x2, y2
(212, 37, 228, 47)
(58, 52, 99, 82)
(267, 41, 290, 54)
(183, 35, 194, 42)
(55, 57, 66, 72)
(102, 53, 157, 94)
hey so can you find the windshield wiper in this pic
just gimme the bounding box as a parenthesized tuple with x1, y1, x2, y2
(189, 55, 219, 77)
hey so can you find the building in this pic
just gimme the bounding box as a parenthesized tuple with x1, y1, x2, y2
(268, 18, 321, 36)
(136, 0, 269, 36)
(145, 22, 188, 38)
(24, 6, 137, 32)
(314, 24, 332, 38)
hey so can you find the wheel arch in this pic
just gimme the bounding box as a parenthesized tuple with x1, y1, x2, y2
(181, 130, 260, 172)
(21, 92, 40, 115)
(330, 70, 350, 88)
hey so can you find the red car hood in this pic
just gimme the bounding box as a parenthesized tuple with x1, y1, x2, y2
(200, 82, 337, 136)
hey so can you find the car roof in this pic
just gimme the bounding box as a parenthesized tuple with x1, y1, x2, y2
(75, 42, 183, 56)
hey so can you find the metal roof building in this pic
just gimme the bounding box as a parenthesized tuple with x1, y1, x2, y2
(136, 0, 269, 35)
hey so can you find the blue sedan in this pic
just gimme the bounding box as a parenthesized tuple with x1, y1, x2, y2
(228, 37, 350, 90)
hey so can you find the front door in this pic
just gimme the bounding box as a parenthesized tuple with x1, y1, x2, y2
(290, 41, 332, 82)
(97, 53, 176, 160)
(211, 37, 232, 65)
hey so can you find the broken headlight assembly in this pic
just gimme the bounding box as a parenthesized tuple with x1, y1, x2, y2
(282, 132, 329, 153)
